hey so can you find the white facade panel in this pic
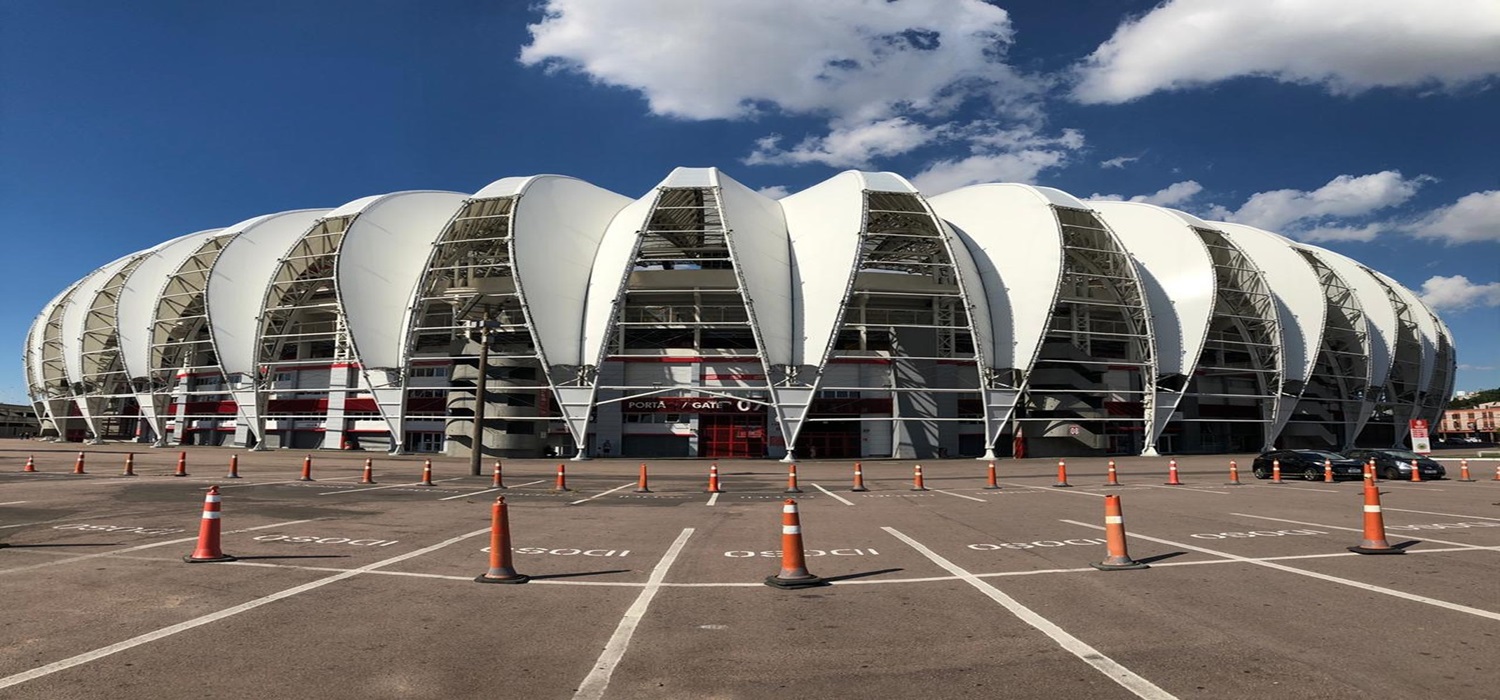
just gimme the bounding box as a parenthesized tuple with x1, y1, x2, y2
(206, 210, 330, 377)
(582, 194, 658, 366)
(1304, 248, 1395, 388)
(1213, 222, 1324, 386)
(1375, 271, 1439, 395)
(60, 255, 139, 388)
(781, 172, 867, 368)
(337, 191, 469, 372)
(928, 184, 1065, 375)
(509, 176, 632, 370)
(714, 170, 794, 368)
(116, 230, 224, 381)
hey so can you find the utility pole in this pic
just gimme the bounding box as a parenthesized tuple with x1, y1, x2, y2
(469, 320, 493, 477)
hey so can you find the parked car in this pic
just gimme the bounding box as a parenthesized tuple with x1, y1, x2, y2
(1342, 448, 1446, 480)
(1251, 450, 1366, 480)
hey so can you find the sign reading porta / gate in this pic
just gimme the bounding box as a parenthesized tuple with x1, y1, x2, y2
(624, 397, 757, 413)
(1410, 419, 1432, 455)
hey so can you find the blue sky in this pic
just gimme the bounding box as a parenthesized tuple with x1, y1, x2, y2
(2, 0, 1497, 404)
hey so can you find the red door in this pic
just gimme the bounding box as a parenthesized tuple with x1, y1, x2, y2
(700, 413, 766, 458)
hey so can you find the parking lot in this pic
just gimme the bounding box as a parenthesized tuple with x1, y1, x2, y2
(3, 443, 1499, 699)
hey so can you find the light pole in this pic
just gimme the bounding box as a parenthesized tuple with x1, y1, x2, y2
(469, 320, 495, 477)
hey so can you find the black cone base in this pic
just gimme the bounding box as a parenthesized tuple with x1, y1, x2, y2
(911, 487, 929, 492)
(184, 554, 237, 563)
(784, 488, 803, 494)
(634, 488, 653, 493)
(764, 575, 829, 589)
(475, 573, 531, 584)
(1348, 545, 1405, 555)
(1053, 483, 1073, 488)
(1090, 560, 1148, 571)
(225, 474, 242, 479)
(850, 486, 868, 492)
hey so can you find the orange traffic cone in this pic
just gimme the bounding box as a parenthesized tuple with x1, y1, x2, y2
(298, 455, 314, 482)
(1369, 458, 1379, 482)
(1164, 459, 1183, 486)
(911, 463, 928, 491)
(22, 454, 35, 472)
(984, 460, 1000, 490)
(122, 453, 136, 477)
(1457, 459, 1474, 482)
(1323, 459, 1334, 483)
(1409, 459, 1422, 483)
(184, 485, 235, 563)
(174, 451, 188, 477)
(1363, 460, 1375, 487)
(784, 463, 803, 494)
(226, 454, 241, 479)
(73, 451, 85, 474)
(1493, 464, 1500, 482)
(551, 463, 570, 492)
(1105, 459, 1120, 486)
(474, 496, 529, 584)
(1226, 460, 1243, 486)
(420, 459, 435, 486)
(1053, 459, 1072, 488)
(706, 463, 724, 493)
(360, 458, 376, 484)
(1271, 458, 1285, 484)
(634, 462, 652, 493)
(764, 499, 827, 589)
(492, 461, 506, 489)
(1348, 484, 1403, 555)
(1090, 494, 1148, 571)
(851, 462, 868, 492)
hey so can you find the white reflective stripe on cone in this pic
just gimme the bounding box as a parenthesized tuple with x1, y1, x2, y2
(201, 512, 221, 519)
(782, 526, 800, 534)
(783, 505, 797, 513)
(1364, 506, 1382, 513)
(1105, 516, 1124, 524)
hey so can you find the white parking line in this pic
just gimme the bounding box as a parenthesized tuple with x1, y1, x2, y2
(1007, 484, 1106, 498)
(568, 482, 636, 506)
(884, 527, 1177, 700)
(1137, 484, 1234, 495)
(1062, 519, 1500, 622)
(812, 483, 855, 506)
(0, 525, 490, 691)
(0, 501, 28, 506)
(933, 489, 986, 503)
(437, 479, 547, 501)
(1228, 512, 1493, 550)
(705, 492, 720, 506)
(573, 528, 694, 700)
(317, 477, 464, 496)
(1383, 507, 1500, 522)
(218, 475, 364, 489)
(0, 519, 315, 576)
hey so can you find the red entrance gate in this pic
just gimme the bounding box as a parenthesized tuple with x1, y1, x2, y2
(700, 414, 766, 458)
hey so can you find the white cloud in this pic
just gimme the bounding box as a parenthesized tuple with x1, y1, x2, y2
(1407, 190, 1500, 244)
(757, 185, 791, 199)
(1100, 156, 1139, 169)
(521, 0, 1076, 179)
(1091, 180, 1204, 207)
(1073, 0, 1500, 104)
(522, 0, 1032, 122)
(746, 118, 940, 168)
(1293, 224, 1384, 243)
(1213, 171, 1428, 233)
(1418, 275, 1500, 311)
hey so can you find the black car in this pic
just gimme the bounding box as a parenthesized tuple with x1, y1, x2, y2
(1251, 450, 1366, 480)
(1342, 448, 1445, 480)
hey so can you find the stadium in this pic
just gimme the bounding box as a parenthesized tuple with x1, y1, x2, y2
(23, 168, 1455, 460)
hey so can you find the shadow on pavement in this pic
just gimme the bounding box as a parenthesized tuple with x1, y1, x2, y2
(528, 569, 632, 581)
(823, 567, 903, 583)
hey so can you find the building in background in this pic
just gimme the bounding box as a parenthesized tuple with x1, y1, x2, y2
(0, 403, 39, 438)
(23, 168, 1456, 459)
(1439, 402, 1498, 443)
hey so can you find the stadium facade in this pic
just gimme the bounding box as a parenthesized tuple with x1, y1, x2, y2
(23, 168, 1455, 460)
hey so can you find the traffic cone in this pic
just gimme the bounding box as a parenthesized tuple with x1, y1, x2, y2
(1409, 459, 1422, 483)
(492, 461, 506, 489)
(122, 453, 136, 477)
(298, 455, 314, 482)
(1363, 461, 1375, 487)
(359, 458, 376, 484)
(1105, 459, 1120, 486)
(784, 463, 803, 494)
(22, 455, 35, 472)
(225, 454, 241, 479)
(1369, 458, 1379, 482)
(984, 460, 1000, 490)
(706, 463, 723, 493)
(1348, 484, 1404, 555)
(73, 451, 85, 474)
(1323, 459, 1334, 483)
(911, 463, 928, 491)
(634, 462, 653, 493)
(1226, 460, 1243, 486)
(1164, 459, 1182, 486)
(552, 463, 570, 492)
(183, 485, 236, 563)
(1053, 459, 1072, 488)
(1493, 464, 1500, 481)
(850, 462, 868, 492)
(1271, 458, 1284, 484)
(764, 499, 827, 589)
(174, 451, 188, 477)
(474, 496, 529, 584)
(420, 459, 435, 486)
(1090, 494, 1148, 571)
(1457, 459, 1474, 482)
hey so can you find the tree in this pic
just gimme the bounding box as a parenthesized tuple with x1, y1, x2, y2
(1449, 388, 1500, 410)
